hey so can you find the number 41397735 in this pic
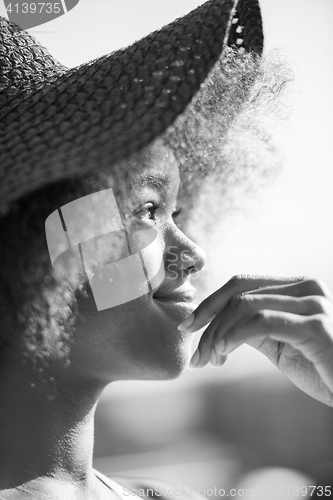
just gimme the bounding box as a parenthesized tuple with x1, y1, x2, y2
(6, 3, 61, 14)
(276, 486, 331, 497)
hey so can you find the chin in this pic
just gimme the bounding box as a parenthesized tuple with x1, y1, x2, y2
(144, 337, 193, 381)
(121, 332, 192, 382)
(154, 358, 188, 380)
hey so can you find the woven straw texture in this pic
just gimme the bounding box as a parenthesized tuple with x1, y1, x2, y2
(0, 0, 263, 212)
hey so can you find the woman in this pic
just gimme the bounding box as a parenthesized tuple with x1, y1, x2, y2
(0, 0, 333, 498)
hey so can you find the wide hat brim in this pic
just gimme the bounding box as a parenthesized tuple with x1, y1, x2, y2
(0, 0, 263, 213)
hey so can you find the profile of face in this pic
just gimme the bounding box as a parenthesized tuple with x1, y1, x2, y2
(58, 146, 207, 385)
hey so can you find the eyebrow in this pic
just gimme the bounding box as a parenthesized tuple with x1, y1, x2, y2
(140, 174, 169, 189)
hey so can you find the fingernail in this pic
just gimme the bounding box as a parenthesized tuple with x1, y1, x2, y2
(178, 313, 195, 332)
(188, 350, 200, 369)
(210, 350, 219, 368)
(216, 338, 226, 354)
(219, 354, 229, 366)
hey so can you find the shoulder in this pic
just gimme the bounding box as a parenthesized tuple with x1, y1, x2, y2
(113, 475, 207, 500)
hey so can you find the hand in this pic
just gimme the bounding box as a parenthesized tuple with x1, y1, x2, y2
(178, 275, 333, 407)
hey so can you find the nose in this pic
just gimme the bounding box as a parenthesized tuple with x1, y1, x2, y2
(164, 225, 207, 280)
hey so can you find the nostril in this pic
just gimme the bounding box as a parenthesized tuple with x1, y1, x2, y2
(181, 264, 201, 277)
(189, 266, 198, 276)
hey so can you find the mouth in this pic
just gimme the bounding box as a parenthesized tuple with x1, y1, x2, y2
(151, 286, 197, 325)
(152, 288, 197, 303)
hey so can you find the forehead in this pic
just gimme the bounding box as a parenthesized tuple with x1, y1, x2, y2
(114, 143, 180, 198)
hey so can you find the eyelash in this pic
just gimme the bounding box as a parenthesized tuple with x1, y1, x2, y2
(133, 202, 182, 224)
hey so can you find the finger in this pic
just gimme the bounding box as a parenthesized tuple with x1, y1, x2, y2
(177, 275, 306, 334)
(195, 294, 329, 369)
(246, 278, 333, 301)
(189, 328, 212, 369)
(218, 311, 333, 381)
(190, 342, 227, 370)
(210, 350, 228, 368)
(216, 310, 333, 397)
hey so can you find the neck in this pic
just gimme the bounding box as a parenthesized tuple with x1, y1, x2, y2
(0, 346, 106, 494)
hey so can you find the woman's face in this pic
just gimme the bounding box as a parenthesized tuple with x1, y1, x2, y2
(66, 147, 207, 383)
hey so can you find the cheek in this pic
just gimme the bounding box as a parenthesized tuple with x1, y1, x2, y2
(72, 227, 164, 317)
(129, 227, 165, 293)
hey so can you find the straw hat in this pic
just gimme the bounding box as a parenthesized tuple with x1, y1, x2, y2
(0, 0, 263, 215)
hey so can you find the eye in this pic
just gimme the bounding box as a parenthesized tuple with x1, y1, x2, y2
(131, 203, 182, 226)
(132, 202, 160, 225)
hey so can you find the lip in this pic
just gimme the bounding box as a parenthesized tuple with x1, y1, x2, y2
(153, 289, 197, 303)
